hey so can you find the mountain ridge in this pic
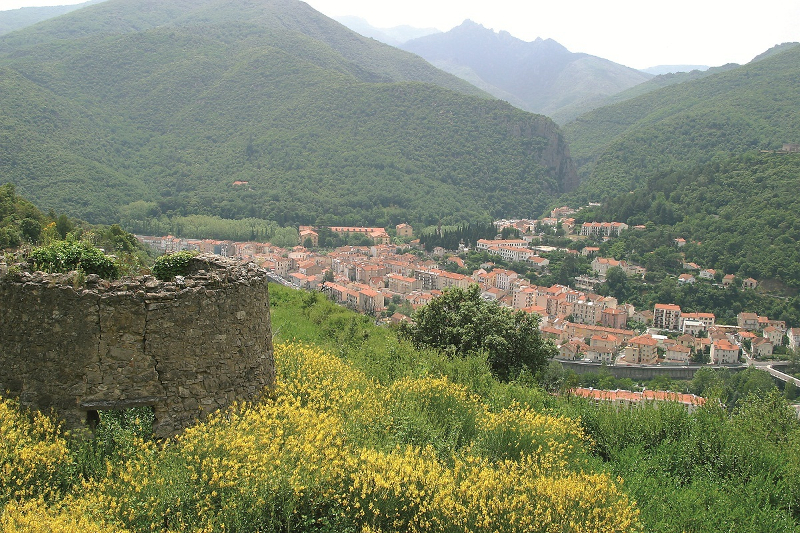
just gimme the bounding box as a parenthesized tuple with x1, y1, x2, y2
(0, 0, 106, 36)
(561, 42, 800, 202)
(0, 0, 576, 225)
(401, 20, 652, 124)
(333, 15, 439, 46)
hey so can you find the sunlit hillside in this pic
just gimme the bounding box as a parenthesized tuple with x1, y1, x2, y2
(2, 284, 800, 532)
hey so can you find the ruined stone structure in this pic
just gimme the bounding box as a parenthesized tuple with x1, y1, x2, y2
(0, 254, 274, 438)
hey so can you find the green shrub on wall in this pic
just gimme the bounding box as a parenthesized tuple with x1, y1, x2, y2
(151, 251, 199, 281)
(29, 241, 119, 279)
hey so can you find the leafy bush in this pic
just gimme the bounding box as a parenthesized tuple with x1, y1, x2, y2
(400, 285, 556, 381)
(386, 377, 483, 458)
(151, 251, 198, 281)
(29, 241, 119, 279)
(54, 342, 636, 532)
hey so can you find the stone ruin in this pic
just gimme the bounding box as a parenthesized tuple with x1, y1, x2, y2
(0, 254, 274, 438)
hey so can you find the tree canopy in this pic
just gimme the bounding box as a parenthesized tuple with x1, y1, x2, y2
(399, 285, 555, 380)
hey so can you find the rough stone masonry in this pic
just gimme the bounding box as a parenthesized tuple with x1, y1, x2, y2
(0, 254, 274, 438)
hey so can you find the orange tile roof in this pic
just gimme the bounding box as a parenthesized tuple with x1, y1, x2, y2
(573, 388, 705, 406)
(628, 335, 658, 346)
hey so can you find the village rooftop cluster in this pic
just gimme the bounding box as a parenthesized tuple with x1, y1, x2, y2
(137, 212, 791, 368)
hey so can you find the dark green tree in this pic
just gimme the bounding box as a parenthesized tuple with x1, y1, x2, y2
(601, 266, 629, 301)
(18, 217, 41, 243)
(55, 214, 74, 240)
(399, 285, 555, 380)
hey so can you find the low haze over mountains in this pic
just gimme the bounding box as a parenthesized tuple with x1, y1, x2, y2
(400, 20, 652, 124)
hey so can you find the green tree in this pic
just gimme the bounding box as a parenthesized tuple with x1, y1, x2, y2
(18, 217, 41, 243)
(399, 285, 555, 380)
(601, 266, 629, 301)
(55, 214, 74, 240)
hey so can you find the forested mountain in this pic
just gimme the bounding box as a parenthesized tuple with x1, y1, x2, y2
(577, 153, 800, 290)
(0, 0, 484, 96)
(598, 63, 740, 107)
(562, 42, 800, 202)
(401, 20, 652, 124)
(0, 0, 576, 226)
(0, 0, 106, 36)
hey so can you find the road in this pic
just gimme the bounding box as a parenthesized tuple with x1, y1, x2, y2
(743, 347, 800, 386)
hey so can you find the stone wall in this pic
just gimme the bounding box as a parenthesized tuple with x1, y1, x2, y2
(0, 254, 273, 438)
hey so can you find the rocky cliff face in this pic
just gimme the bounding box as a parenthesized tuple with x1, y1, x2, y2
(504, 114, 579, 194)
(533, 116, 580, 193)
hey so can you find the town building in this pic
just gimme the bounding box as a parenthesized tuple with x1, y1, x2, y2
(679, 312, 715, 331)
(653, 304, 682, 331)
(751, 337, 774, 358)
(664, 343, 692, 364)
(396, 223, 413, 238)
(572, 388, 706, 412)
(788, 328, 800, 350)
(624, 335, 658, 364)
(585, 346, 616, 363)
(711, 339, 740, 364)
(579, 221, 629, 238)
(737, 312, 760, 331)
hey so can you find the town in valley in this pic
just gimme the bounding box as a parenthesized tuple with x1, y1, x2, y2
(137, 207, 796, 376)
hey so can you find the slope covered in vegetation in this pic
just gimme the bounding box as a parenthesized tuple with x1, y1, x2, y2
(3, 283, 800, 532)
(576, 153, 800, 290)
(563, 43, 800, 202)
(0, 0, 575, 226)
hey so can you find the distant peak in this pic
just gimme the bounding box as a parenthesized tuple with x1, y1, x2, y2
(446, 21, 562, 48)
(455, 19, 485, 30)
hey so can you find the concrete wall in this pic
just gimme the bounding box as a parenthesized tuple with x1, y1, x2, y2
(0, 254, 273, 438)
(558, 360, 746, 381)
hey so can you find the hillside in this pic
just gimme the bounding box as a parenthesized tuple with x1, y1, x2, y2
(0, 0, 576, 226)
(562, 42, 800, 202)
(598, 63, 740, 107)
(401, 20, 652, 124)
(0, 0, 106, 36)
(0, 0, 484, 96)
(577, 153, 800, 291)
(2, 281, 800, 532)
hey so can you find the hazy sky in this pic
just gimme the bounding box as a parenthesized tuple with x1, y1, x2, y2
(1, 0, 798, 69)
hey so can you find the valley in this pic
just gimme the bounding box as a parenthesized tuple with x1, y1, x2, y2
(2, 0, 800, 531)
